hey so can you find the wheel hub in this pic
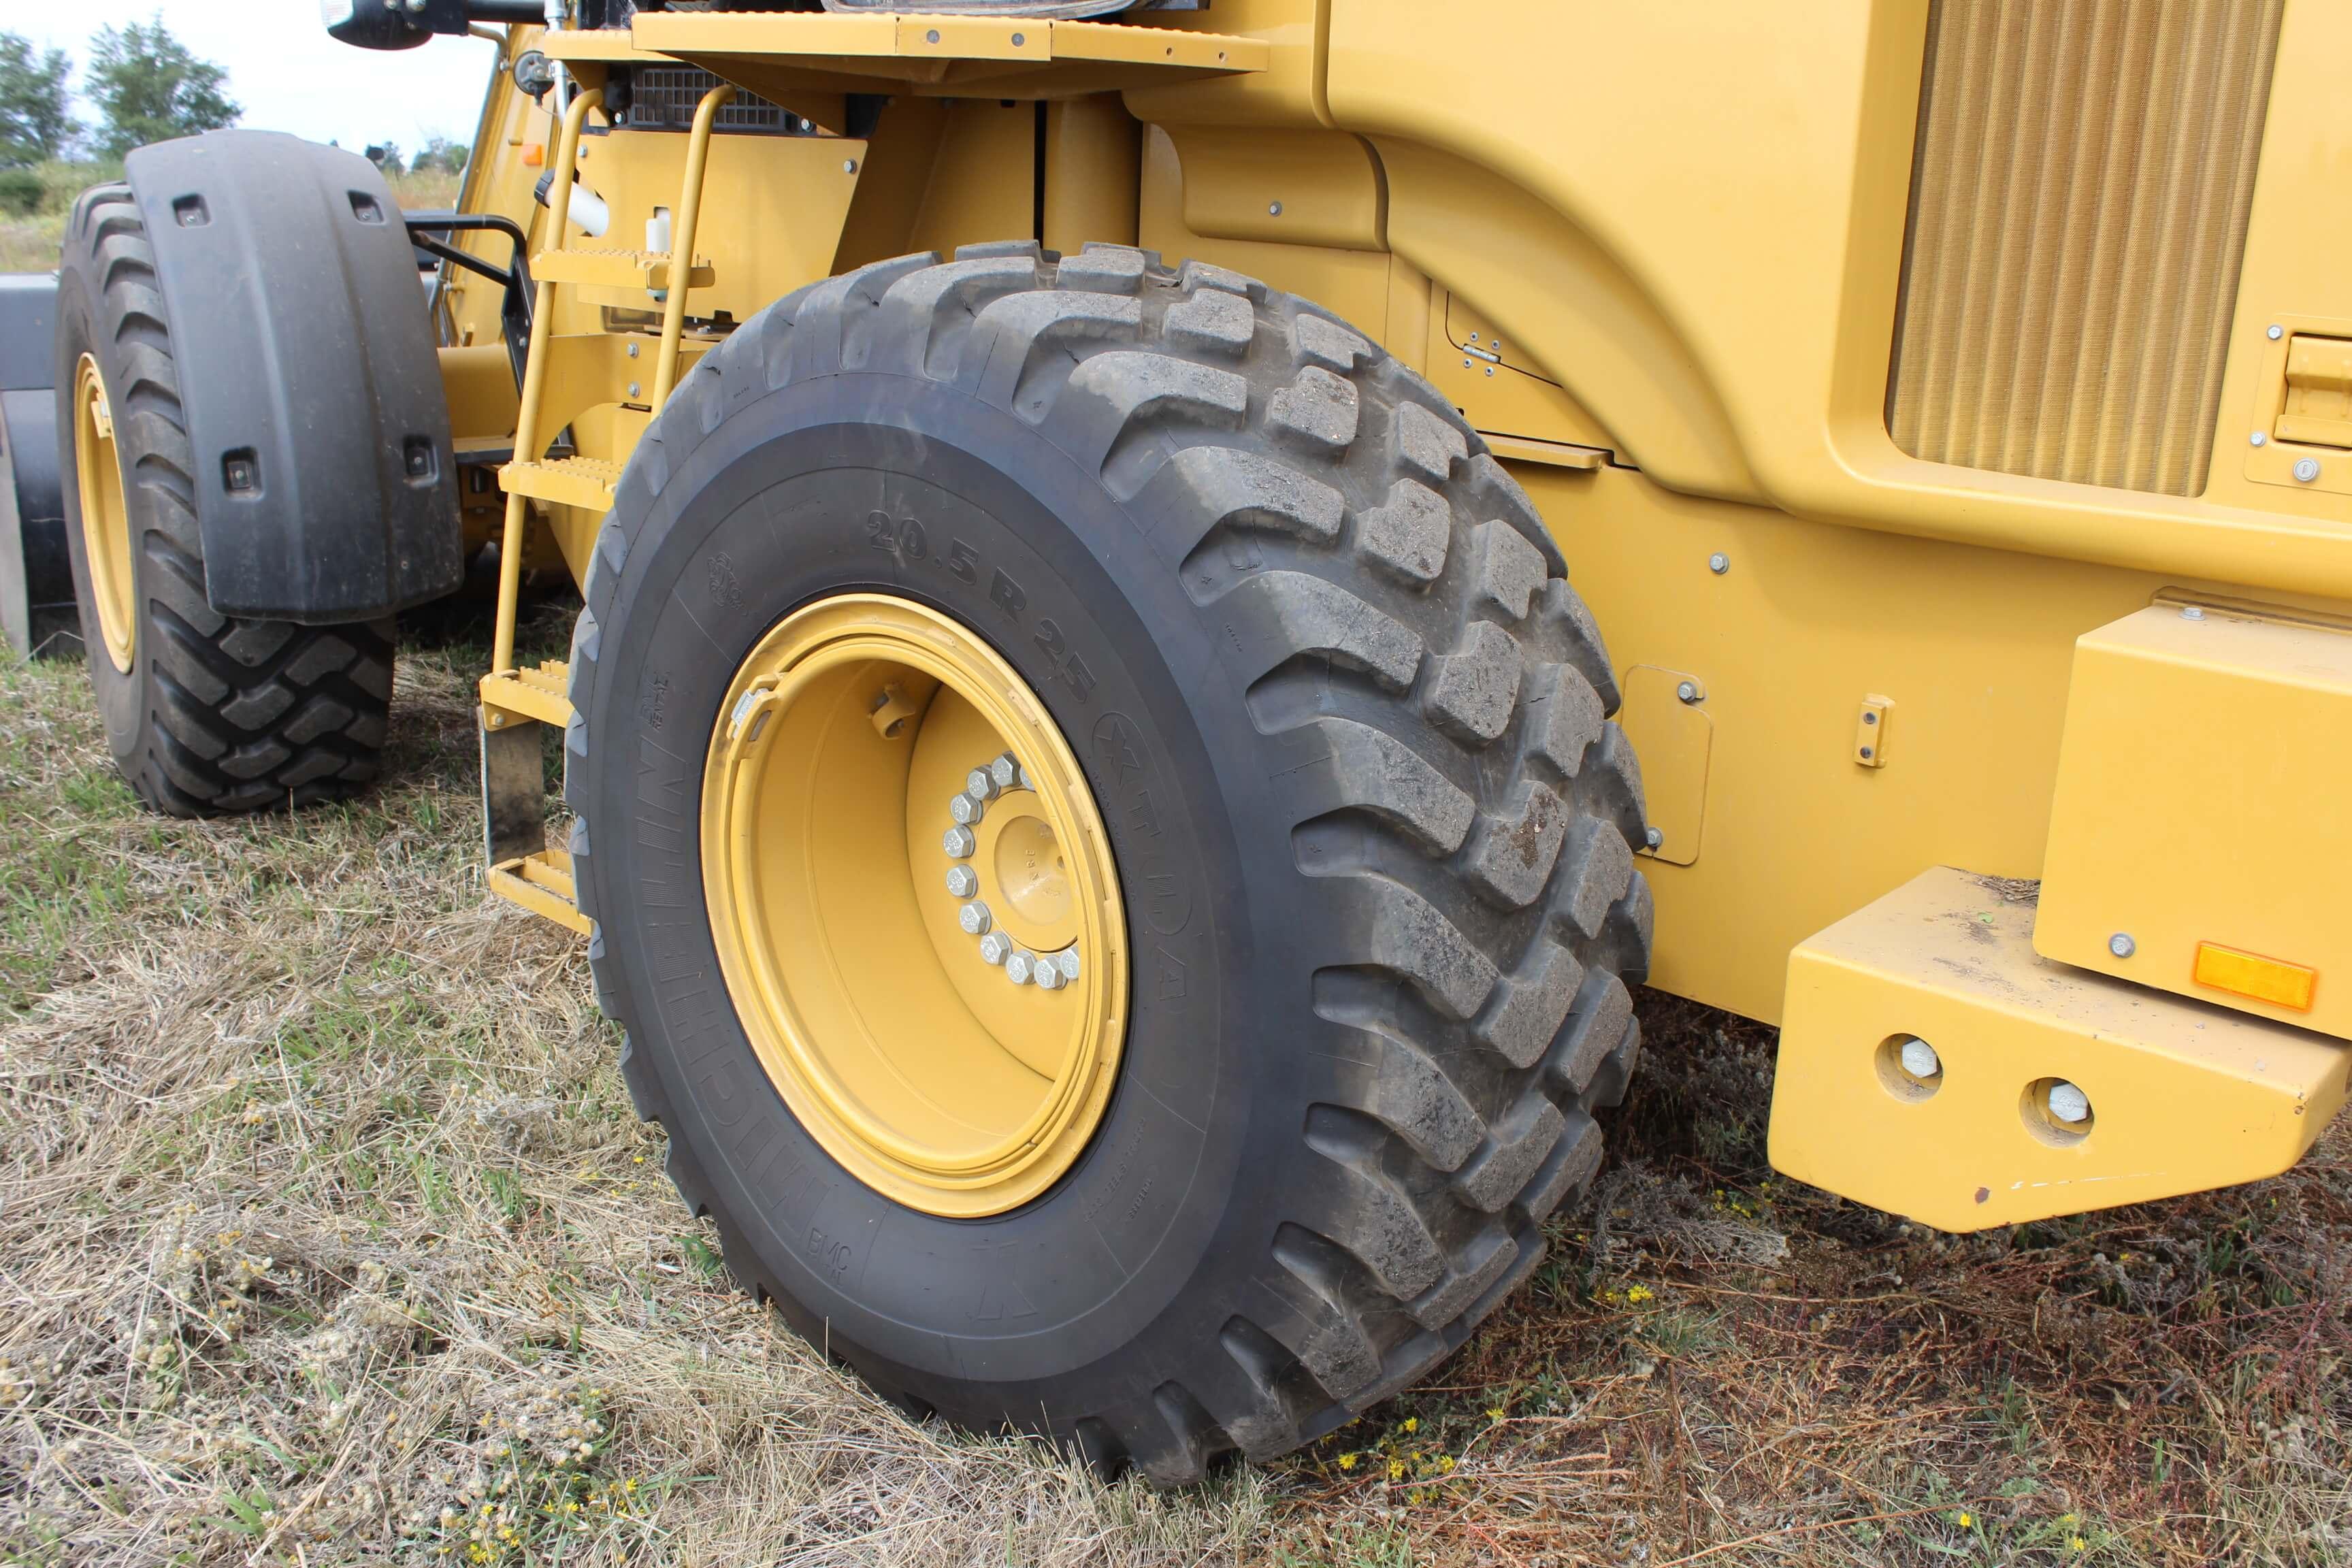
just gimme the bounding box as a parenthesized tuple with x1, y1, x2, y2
(700, 594, 1127, 1217)
(938, 750, 1083, 988)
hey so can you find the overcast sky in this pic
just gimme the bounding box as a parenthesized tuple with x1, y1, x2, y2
(17, 1, 501, 157)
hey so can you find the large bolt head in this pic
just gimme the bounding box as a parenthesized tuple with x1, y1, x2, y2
(945, 865, 979, 899)
(1005, 951, 1034, 985)
(942, 825, 976, 858)
(990, 753, 1021, 789)
(1055, 948, 1080, 980)
(949, 791, 985, 826)
(1897, 1036, 1940, 1080)
(2047, 1080, 2092, 1124)
(977, 930, 1012, 965)
(965, 767, 998, 802)
(1034, 962, 1065, 991)
(958, 900, 992, 936)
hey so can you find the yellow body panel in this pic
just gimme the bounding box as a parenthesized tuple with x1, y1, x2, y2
(1322, 0, 2352, 595)
(1773, 867, 2349, 1231)
(2036, 604, 2352, 1034)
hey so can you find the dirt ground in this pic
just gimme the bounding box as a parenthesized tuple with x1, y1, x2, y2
(2, 603, 2346, 1566)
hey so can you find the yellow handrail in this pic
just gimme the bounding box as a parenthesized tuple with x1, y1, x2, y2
(653, 82, 735, 410)
(492, 86, 603, 678)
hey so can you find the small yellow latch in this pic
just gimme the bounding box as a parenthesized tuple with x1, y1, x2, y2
(1854, 695, 1893, 768)
(2274, 334, 2352, 449)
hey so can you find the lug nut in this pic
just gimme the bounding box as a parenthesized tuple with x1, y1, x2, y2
(977, 930, 1012, 965)
(1055, 948, 1080, 980)
(1034, 962, 1066, 990)
(958, 900, 992, 936)
(1005, 951, 1034, 985)
(1018, 764, 1037, 792)
(2047, 1080, 2092, 1124)
(945, 865, 979, 898)
(1897, 1036, 1941, 1080)
(990, 753, 1021, 789)
(966, 766, 999, 802)
(949, 791, 985, 826)
(942, 825, 976, 858)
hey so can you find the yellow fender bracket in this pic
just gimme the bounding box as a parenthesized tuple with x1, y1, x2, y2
(1770, 866, 2349, 1232)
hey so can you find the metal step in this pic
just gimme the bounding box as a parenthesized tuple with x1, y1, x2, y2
(480, 659, 574, 729)
(499, 455, 621, 511)
(531, 246, 713, 293)
(487, 846, 591, 935)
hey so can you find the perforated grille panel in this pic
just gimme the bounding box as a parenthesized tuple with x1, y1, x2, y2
(1887, 0, 2281, 497)
(626, 67, 798, 134)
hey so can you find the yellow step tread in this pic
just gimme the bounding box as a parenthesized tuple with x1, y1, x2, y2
(489, 847, 591, 935)
(480, 659, 574, 729)
(532, 247, 715, 291)
(500, 455, 622, 511)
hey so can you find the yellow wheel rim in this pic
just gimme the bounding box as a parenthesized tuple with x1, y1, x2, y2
(702, 593, 1129, 1217)
(72, 354, 136, 674)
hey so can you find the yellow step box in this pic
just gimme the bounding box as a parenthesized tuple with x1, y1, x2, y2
(1771, 866, 2347, 1232)
(2036, 602, 2352, 1038)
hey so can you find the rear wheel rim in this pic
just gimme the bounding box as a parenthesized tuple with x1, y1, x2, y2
(701, 593, 1129, 1218)
(72, 354, 135, 674)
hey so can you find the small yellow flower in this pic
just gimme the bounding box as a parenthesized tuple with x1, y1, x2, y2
(1955, 1512, 1974, 1529)
(1401, 1416, 1418, 1433)
(2070, 1537, 2087, 1553)
(1336, 1452, 1358, 1471)
(1627, 1285, 1654, 1304)
(1386, 1457, 1406, 1481)
(1484, 1405, 1506, 1422)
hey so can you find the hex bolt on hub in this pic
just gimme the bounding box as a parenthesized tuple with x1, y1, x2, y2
(958, 900, 992, 936)
(2046, 1080, 2092, 1124)
(945, 865, 979, 899)
(942, 825, 976, 858)
(977, 930, 1012, 966)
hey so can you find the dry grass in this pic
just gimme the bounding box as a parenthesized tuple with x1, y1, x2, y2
(1, 603, 2346, 1566)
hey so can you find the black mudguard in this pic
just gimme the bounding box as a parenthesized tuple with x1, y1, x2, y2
(120, 131, 462, 622)
(0, 274, 73, 657)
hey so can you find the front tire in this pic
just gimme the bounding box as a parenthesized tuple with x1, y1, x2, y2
(569, 242, 1651, 1480)
(55, 185, 392, 815)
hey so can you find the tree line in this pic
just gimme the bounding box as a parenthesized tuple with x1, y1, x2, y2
(0, 18, 467, 180)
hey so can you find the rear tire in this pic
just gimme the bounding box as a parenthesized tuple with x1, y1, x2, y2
(54, 184, 392, 815)
(569, 242, 1652, 1480)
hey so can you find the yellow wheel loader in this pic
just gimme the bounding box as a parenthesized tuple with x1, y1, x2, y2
(25, 0, 2352, 1482)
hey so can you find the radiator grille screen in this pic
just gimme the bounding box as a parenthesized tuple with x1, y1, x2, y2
(627, 67, 798, 134)
(1886, 0, 2281, 497)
